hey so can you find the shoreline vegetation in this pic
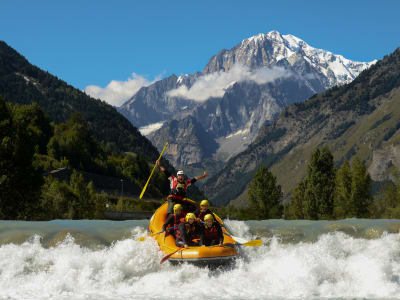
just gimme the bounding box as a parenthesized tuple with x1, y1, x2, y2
(2, 98, 400, 221)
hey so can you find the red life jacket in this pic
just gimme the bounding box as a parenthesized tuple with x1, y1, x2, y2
(166, 214, 184, 233)
(204, 224, 219, 241)
(197, 210, 209, 221)
(175, 222, 195, 241)
(169, 176, 192, 196)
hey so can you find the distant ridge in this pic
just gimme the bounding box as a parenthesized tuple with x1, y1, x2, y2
(203, 47, 400, 206)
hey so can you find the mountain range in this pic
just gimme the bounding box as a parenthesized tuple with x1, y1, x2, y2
(204, 47, 400, 206)
(119, 31, 375, 169)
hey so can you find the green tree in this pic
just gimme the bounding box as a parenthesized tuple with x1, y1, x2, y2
(334, 160, 352, 218)
(351, 157, 372, 218)
(69, 170, 95, 219)
(303, 147, 336, 220)
(40, 176, 76, 219)
(47, 112, 106, 173)
(0, 98, 46, 219)
(287, 180, 306, 219)
(248, 166, 283, 219)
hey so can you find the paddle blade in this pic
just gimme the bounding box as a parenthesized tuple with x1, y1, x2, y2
(138, 236, 147, 242)
(243, 239, 263, 247)
(160, 248, 181, 264)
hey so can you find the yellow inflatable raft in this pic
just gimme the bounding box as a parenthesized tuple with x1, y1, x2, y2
(149, 198, 239, 266)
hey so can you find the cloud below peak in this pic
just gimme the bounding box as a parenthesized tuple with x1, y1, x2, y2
(84, 73, 160, 107)
(167, 65, 292, 102)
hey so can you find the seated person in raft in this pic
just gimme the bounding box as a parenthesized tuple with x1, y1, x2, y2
(194, 200, 216, 222)
(162, 204, 185, 237)
(199, 214, 224, 247)
(156, 160, 207, 214)
(175, 213, 202, 248)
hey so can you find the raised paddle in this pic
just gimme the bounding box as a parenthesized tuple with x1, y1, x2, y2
(139, 142, 168, 200)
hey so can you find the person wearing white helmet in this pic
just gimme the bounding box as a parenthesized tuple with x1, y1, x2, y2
(156, 160, 207, 214)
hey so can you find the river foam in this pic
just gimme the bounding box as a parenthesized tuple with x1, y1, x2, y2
(0, 219, 400, 299)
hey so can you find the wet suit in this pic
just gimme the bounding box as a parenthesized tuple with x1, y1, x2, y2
(199, 221, 223, 246)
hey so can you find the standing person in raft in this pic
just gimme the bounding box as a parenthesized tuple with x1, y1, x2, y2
(199, 214, 224, 246)
(175, 213, 201, 248)
(156, 160, 207, 214)
(162, 204, 185, 237)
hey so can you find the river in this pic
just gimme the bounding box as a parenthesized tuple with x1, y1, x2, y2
(1, 218, 400, 300)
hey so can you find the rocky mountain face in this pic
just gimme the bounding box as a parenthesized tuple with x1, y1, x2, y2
(119, 31, 375, 167)
(148, 116, 218, 166)
(118, 74, 200, 127)
(203, 47, 400, 206)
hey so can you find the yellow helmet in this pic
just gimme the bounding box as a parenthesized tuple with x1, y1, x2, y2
(200, 200, 210, 207)
(204, 214, 214, 222)
(185, 213, 196, 222)
(173, 204, 183, 213)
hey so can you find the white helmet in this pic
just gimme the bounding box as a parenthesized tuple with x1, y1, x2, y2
(177, 170, 184, 176)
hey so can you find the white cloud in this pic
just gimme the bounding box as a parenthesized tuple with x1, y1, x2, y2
(84, 73, 161, 107)
(139, 121, 165, 136)
(167, 64, 292, 102)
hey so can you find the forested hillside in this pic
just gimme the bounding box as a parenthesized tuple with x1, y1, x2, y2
(0, 41, 157, 158)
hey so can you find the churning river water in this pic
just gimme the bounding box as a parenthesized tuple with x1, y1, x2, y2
(1, 218, 400, 300)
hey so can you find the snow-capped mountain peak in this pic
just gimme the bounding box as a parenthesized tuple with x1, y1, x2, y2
(204, 30, 376, 87)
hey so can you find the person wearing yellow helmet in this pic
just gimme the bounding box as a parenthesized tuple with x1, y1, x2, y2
(199, 214, 223, 246)
(194, 199, 216, 222)
(156, 160, 207, 214)
(175, 212, 201, 248)
(162, 204, 185, 237)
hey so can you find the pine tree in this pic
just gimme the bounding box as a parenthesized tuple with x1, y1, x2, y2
(288, 180, 306, 219)
(334, 160, 352, 218)
(303, 147, 336, 219)
(351, 157, 372, 218)
(248, 166, 283, 219)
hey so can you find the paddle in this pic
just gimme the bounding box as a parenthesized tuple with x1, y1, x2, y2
(223, 232, 263, 247)
(139, 142, 168, 200)
(160, 248, 183, 264)
(138, 230, 164, 241)
(138, 224, 180, 242)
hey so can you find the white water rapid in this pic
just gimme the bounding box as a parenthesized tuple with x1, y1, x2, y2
(1, 219, 400, 300)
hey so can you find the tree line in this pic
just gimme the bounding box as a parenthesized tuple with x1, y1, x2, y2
(218, 146, 400, 220)
(0, 98, 170, 220)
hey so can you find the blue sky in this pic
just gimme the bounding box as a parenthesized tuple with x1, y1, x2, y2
(1, 0, 399, 105)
